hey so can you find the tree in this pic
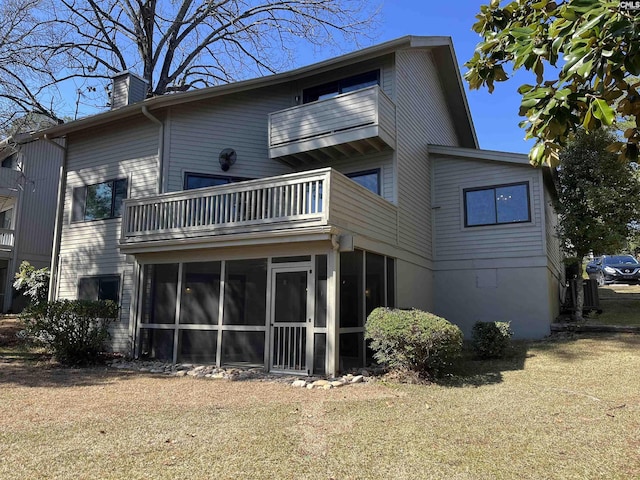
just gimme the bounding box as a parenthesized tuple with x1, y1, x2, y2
(555, 128, 640, 320)
(0, 0, 65, 133)
(0, 0, 378, 132)
(465, 0, 640, 166)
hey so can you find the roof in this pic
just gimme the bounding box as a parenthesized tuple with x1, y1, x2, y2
(39, 35, 478, 148)
(428, 144, 531, 166)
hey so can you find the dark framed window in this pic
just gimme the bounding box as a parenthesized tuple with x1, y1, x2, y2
(72, 178, 127, 222)
(184, 173, 251, 190)
(78, 275, 121, 303)
(346, 169, 380, 195)
(1, 154, 16, 169)
(303, 70, 380, 104)
(464, 182, 531, 227)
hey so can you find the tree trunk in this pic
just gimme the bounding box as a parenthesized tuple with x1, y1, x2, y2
(573, 256, 584, 322)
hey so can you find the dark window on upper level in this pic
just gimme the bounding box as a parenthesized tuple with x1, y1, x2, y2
(464, 182, 531, 227)
(72, 178, 127, 222)
(78, 275, 120, 303)
(184, 173, 251, 190)
(346, 169, 380, 195)
(1, 154, 17, 169)
(302, 70, 380, 104)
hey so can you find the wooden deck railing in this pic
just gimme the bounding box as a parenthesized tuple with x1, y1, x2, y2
(121, 169, 330, 242)
(268, 85, 396, 149)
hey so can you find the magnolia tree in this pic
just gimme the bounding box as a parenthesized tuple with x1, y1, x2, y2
(465, 0, 640, 166)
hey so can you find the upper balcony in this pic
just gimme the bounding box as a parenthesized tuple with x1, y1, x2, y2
(119, 168, 398, 252)
(268, 86, 396, 167)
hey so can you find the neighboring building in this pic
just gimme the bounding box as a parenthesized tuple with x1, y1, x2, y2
(0, 134, 63, 312)
(38, 36, 562, 376)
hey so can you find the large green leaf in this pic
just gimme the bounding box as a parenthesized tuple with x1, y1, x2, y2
(591, 98, 615, 125)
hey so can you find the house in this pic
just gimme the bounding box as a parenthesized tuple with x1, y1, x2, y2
(0, 134, 63, 312)
(35, 36, 562, 376)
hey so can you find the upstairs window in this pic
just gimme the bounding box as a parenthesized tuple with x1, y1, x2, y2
(1, 154, 17, 169)
(78, 275, 121, 303)
(464, 182, 530, 227)
(72, 178, 127, 222)
(184, 173, 251, 190)
(346, 169, 380, 195)
(0, 208, 13, 229)
(303, 70, 380, 103)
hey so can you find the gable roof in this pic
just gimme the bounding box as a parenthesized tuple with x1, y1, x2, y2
(39, 36, 478, 148)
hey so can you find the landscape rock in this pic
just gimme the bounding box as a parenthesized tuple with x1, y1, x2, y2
(107, 359, 379, 388)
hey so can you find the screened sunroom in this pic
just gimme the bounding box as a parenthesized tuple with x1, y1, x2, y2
(133, 248, 395, 376)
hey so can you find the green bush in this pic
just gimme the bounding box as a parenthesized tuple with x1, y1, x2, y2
(471, 321, 513, 359)
(365, 307, 463, 379)
(23, 300, 119, 365)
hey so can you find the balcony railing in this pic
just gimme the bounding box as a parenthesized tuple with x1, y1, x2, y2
(0, 228, 15, 249)
(120, 168, 398, 249)
(268, 85, 396, 164)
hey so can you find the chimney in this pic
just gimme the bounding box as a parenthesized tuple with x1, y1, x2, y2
(110, 71, 148, 109)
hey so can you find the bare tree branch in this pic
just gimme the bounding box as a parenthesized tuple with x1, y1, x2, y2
(0, 0, 379, 133)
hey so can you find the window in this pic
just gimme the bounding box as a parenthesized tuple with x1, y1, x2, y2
(0, 208, 13, 229)
(1, 154, 16, 169)
(346, 169, 380, 195)
(72, 178, 127, 222)
(184, 173, 251, 190)
(464, 182, 530, 227)
(303, 70, 380, 103)
(78, 275, 120, 303)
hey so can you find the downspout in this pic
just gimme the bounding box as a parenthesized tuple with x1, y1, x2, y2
(141, 106, 164, 194)
(43, 134, 67, 302)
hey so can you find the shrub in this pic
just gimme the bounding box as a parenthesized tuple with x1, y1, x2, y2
(365, 307, 463, 379)
(23, 300, 119, 365)
(13, 261, 50, 306)
(471, 321, 513, 359)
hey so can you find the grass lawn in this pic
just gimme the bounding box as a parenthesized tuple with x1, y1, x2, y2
(588, 284, 640, 326)
(1, 320, 639, 479)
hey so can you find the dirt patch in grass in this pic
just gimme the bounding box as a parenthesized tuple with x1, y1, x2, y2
(0, 316, 24, 349)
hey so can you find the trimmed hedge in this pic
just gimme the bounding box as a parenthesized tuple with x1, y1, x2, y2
(365, 307, 463, 378)
(23, 300, 119, 365)
(471, 321, 513, 359)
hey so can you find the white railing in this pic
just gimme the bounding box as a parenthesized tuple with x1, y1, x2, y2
(0, 228, 15, 248)
(271, 325, 307, 373)
(121, 169, 330, 242)
(268, 85, 396, 148)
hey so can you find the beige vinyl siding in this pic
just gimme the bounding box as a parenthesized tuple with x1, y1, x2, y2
(328, 171, 397, 247)
(57, 117, 158, 351)
(166, 85, 294, 192)
(15, 139, 63, 264)
(544, 186, 562, 275)
(167, 78, 394, 202)
(433, 156, 545, 260)
(300, 150, 394, 203)
(394, 49, 459, 260)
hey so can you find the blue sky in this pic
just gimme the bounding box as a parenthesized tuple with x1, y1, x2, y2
(373, 1, 535, 154)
